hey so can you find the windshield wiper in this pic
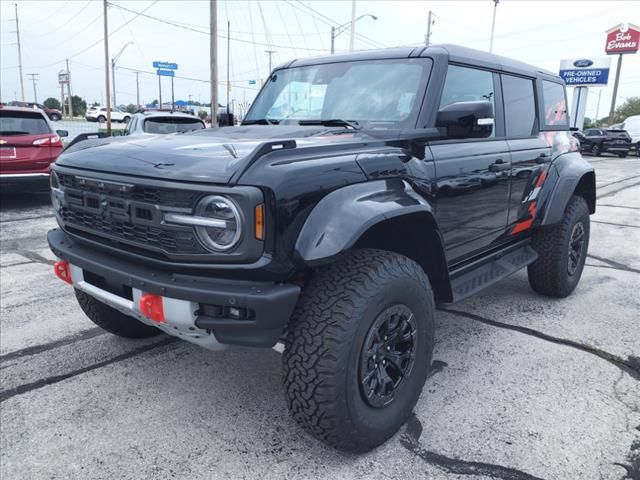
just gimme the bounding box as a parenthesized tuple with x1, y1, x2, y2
(242, 118, 279, 125)
(297, 119, 361, 130)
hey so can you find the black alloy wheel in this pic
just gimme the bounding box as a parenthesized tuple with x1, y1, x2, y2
(359, 304, 417, 408)
(591, 143, 602, 156)
(567, 221, 585, 276)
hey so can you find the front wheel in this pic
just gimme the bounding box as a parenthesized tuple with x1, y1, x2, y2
(123, 116, 131, 124)
(283, 249, 435, 452)
(590, 143, 602, 156)
(50, 114, 61, 122)
(97, 115, 106, 123)
(527, 195, 590, 298)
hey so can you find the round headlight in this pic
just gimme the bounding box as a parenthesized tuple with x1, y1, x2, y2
(194, 195, 242, 252)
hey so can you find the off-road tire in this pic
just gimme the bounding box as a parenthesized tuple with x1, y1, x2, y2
(75, 289, 161, 338)
(527, 195, 590, 298)
(590, 143, 602, 156)
(283, 249, 435, 452)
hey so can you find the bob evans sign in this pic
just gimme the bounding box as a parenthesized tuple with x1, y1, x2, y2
(559, 57, 611, 86)
(605, 23, 640, 54)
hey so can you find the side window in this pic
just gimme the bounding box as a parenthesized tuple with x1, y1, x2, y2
(439, 65, 495, 138)
(541, 80, 568, 127)
(501, 75, 537, 137)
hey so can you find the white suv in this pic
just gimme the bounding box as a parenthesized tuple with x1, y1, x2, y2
(85, 106, 131, 123)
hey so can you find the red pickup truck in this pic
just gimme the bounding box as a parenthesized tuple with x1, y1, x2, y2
(0, 104, 68, 190)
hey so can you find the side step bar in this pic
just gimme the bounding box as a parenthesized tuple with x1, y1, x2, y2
(449, 241, 538, 303)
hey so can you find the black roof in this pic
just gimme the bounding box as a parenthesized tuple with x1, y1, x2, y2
(282, 43, 557, 79)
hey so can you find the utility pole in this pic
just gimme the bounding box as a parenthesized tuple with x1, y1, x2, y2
(226, 20, 230, 121)
(425, 10, 437, 46)
(103, 0, 112, 135)
(608, 54, 623, 125)
(594, 89, 602, 125)
(171, 76, 175, 110)
(210, 0, 218, 127)
(489, 0, 499, 53)
(158, 76, 162, 109)
(265, 50, 275, 74)
(27, 73, 39, 103)
(66, 59, 73, 117)
(330, 26, 336, 54)
(349, 0, 356, 51)
(135, 71, 140, 107)
(13, 3, 25, 101)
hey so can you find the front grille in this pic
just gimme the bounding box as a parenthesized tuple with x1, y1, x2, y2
(57, 172, 201, 209)
(56, 172, 209, 256)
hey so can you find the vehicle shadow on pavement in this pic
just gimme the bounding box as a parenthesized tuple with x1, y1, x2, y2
(0, 191, 51, 212)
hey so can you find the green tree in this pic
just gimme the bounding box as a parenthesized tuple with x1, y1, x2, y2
(614, 97, 640, 123)
(71, 95, 87, 116)
(197, 109, 207, 120)
(43, 97, 61, 110)
(125, 104, 136, 114)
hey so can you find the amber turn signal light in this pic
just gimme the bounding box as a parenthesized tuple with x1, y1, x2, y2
(255, 204, 265, 241)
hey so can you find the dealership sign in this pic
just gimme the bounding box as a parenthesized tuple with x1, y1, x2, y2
(605, 23, 640, 54)
(559, 57, 611, 86)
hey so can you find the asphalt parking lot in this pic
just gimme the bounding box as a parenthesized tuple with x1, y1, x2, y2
(1, 155, 638, 480)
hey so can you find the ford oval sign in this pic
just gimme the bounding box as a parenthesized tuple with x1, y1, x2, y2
(573, 59, 594, 68)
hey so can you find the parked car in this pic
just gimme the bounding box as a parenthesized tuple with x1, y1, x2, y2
(619, 115, 640, 156)
(0, 104, 68, 189)
(205, 106, 234, 126)
(85, 106, 131, 123)
(573, 128, 631, 157)
(7, 100, 62, 121)
(124, 111, 205, 136)
(48, 44, 595, 452)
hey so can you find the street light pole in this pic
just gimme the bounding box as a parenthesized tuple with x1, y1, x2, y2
(489, 0, 499, 53)
(111, 42, 133, 108)
(330, 14, 377, 54)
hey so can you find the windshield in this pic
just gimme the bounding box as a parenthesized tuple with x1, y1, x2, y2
(144, 117, 205, 134)
(245, 58, 431, 129)
(0, 111, 50, 135)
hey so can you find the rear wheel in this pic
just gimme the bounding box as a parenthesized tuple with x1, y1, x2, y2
(75, 289, 162, 338)
(527, 195, 590, 298)
(590, 143, 602, 156)
(618, 152, 628, 158)
(123, 116, 131, 124)
(50, 113, 61, 122)
(97, 115, 106, 123)
(283, 249, 435, 452)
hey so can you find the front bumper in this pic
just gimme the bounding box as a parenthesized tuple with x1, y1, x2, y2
(48, 228, 300, 348)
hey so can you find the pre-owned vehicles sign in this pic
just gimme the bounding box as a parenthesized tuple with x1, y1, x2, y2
(605, 23, 640, 54)
(559, 57, 611, 86)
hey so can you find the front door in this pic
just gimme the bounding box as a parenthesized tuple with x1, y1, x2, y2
(430, 65, 511, 263)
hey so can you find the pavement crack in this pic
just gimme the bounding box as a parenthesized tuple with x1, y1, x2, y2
(592, 220, 640, 229)
(596, 181, 640, 200)
(0, 213, 55, 224)
(18, 251, 55, 266)
(439, 308, 640, 381)
(0, 337, 178, 403)
(0, 327, 105, 363)
(597, 175, 640, 190)
(597, 204, 640, 211)
(400, 413, 546, 480)
(587, 254, 640, 274)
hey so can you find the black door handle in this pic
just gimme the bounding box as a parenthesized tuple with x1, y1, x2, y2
(489, 160, 510, 172)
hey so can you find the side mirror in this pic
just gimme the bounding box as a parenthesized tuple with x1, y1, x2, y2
(56, 130, 69, 138)
(436, 100, 494, 139)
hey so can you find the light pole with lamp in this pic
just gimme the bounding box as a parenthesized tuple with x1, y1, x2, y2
(330, 14, 377, 54)
(111, 42, 133, 108)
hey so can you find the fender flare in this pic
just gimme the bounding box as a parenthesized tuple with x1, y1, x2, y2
(541, 153, 595, 226)
(295, 178, 436, 263)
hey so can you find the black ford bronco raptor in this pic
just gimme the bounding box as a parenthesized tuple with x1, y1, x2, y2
(48, 45, 595, 452)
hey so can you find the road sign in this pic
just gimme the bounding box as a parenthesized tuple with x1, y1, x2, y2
(559, 57, 611, 86)
(157, 69, 175, 77)
(153, 61, 178, 70)
(605, 23, 640, 55)
(248, 80, 256, 85)
(58, 71, 69, 85)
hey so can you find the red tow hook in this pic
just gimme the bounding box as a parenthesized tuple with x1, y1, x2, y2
(139, 293, 165, 323)
(53, 260, 72, 285)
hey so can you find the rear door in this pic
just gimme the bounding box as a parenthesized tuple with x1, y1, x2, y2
(501, 74, 551, 230)
(0, 110, 54, 172)
(430, 64, 511, 263)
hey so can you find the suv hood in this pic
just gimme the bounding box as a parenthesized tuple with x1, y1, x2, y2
(56, 126, 365, 184)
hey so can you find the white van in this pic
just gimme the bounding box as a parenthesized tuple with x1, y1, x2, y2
(620, 115, 640, 156)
